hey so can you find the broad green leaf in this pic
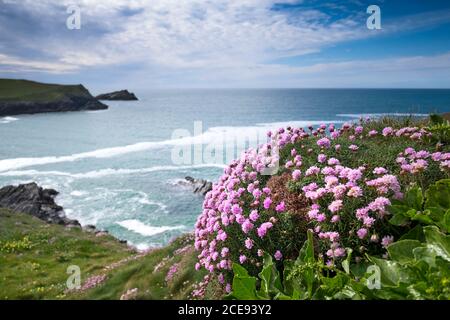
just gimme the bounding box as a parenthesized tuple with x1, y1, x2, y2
(232, 263, 250, 277)
(399, 225, 424, 242)
(412, 246, 436, 268)
(231, 275, 259, 300)
(341, 248, 353, 274)
(411, 210, 434, 225)
(258, 254, 282, 297)
(424, 179, 450, 212)
(389, 213, 410, 226)
(405, 185, 423, 210)
(368, 257, 401, 286)
(387, 240, 422, 264)
(443, 209, 450, 232)
(388, 204, 411, 217)
(296, 230, 315, 265)
(423, 226, 450, 262)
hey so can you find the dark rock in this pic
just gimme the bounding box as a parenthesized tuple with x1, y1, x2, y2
(95, 90, 138, 101)
(0, 86, 108, 117)
(183, 176, 213, 196)
(0, 183, 80, 226)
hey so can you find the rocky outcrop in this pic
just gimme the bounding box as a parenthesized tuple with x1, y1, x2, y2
(183, 176, 213, 196)
(95, 90, 138, 101)
(0, 80, 108, 116)
(0, 183, 80, 226)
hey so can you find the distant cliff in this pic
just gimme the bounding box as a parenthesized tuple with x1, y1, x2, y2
(0, 79, 108, 116)
(96, 90, 138, 101)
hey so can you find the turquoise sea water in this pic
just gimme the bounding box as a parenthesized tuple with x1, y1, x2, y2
(0, 89, 449, 249)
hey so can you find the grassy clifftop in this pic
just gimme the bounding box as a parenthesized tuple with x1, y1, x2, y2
(0, 79, 92, 102)
(0, 209, 212, 300)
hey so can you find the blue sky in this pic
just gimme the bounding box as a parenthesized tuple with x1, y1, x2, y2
(0, 0, 450, 91)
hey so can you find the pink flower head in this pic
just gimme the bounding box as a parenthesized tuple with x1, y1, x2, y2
(249, 210, 259, 221)
(349, 144, 359, 152)
(373, 167, 388, 175)
(381, 235, 394, 248)
(382, 127, 394, 136)
(241, 219, 254, 234)
(318, 154, 327, 163)
(328, 200, 343, 213)
(239, 255, 247, 264)
(274, 250, 283, 261)
(263, 197, 273, 209)
(317, 137, 331, 149)
(292, 169, 301, 181)
(357, 228, 368, 239)
(275, 201, 286, 213)
(245, 238, 254, 250)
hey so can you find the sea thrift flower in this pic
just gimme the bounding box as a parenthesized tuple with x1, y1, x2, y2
(318, 154, 327, 163)
(263, 197, 272, 209)
(274, 250, 283, 261)
(241, 220, 254, 234)
(331, 215, 340, 223)
(257, 222, 273, 238)
(317, 137, 331, 149)
(382, 127, 394, 136)
(381, 235, 394, 248)
(245, 238, 254, 250)
(349, 144, 359, 151)
(305, 166, 320, 176)
(275, 201, 286, 212)
(249, 210, 259, 221)
(292, 169, 301, 181)
(328, 200, 343, 213)
(239, 255, 247, 264)
(357, 228, 368, 239)
(328, 158, 340, 166)
(373, 167, 388, 175)
(347, 186, 363, 198)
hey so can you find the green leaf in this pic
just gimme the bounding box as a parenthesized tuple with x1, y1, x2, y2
(389, 213, 410, 226)
(424, 179, 450, 213)
(231, 264, 259, 300)
(444, 210, 450, 233)
(258, 254, 282, 298)
(405, 185, 423, 210)
(341, 248, 353, 274)
(368, 256, 401, 286)
(423, 226, 450, 262)
(296, 230, 315, 265)
(387, 240, 422, 264)
(399, 225, 424, 242)
(232, 263, 250, 277)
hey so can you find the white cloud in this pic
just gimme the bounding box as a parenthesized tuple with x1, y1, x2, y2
(1, 0, 450, 88)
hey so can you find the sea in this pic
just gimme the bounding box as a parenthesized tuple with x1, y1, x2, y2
(1, 89, 449, 249)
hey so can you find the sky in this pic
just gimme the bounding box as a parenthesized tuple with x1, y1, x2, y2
(0, 0, 450, 91)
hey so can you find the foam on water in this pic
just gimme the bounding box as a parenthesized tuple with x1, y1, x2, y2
(0, 116, 19, 124)
(116, 219, 185, 237)
(0, 119, 337, 172)
(0, 164, 226, 179)
(336, 113, 429, 118)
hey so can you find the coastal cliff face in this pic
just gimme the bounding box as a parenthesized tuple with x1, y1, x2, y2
(0, 183, 80, 226)
(96, 90, 138, 101)
(0, 79, 108, 116)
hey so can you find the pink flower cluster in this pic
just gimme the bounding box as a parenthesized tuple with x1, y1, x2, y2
(397, 147, 450, 174)
(194, 120, 449, 291)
